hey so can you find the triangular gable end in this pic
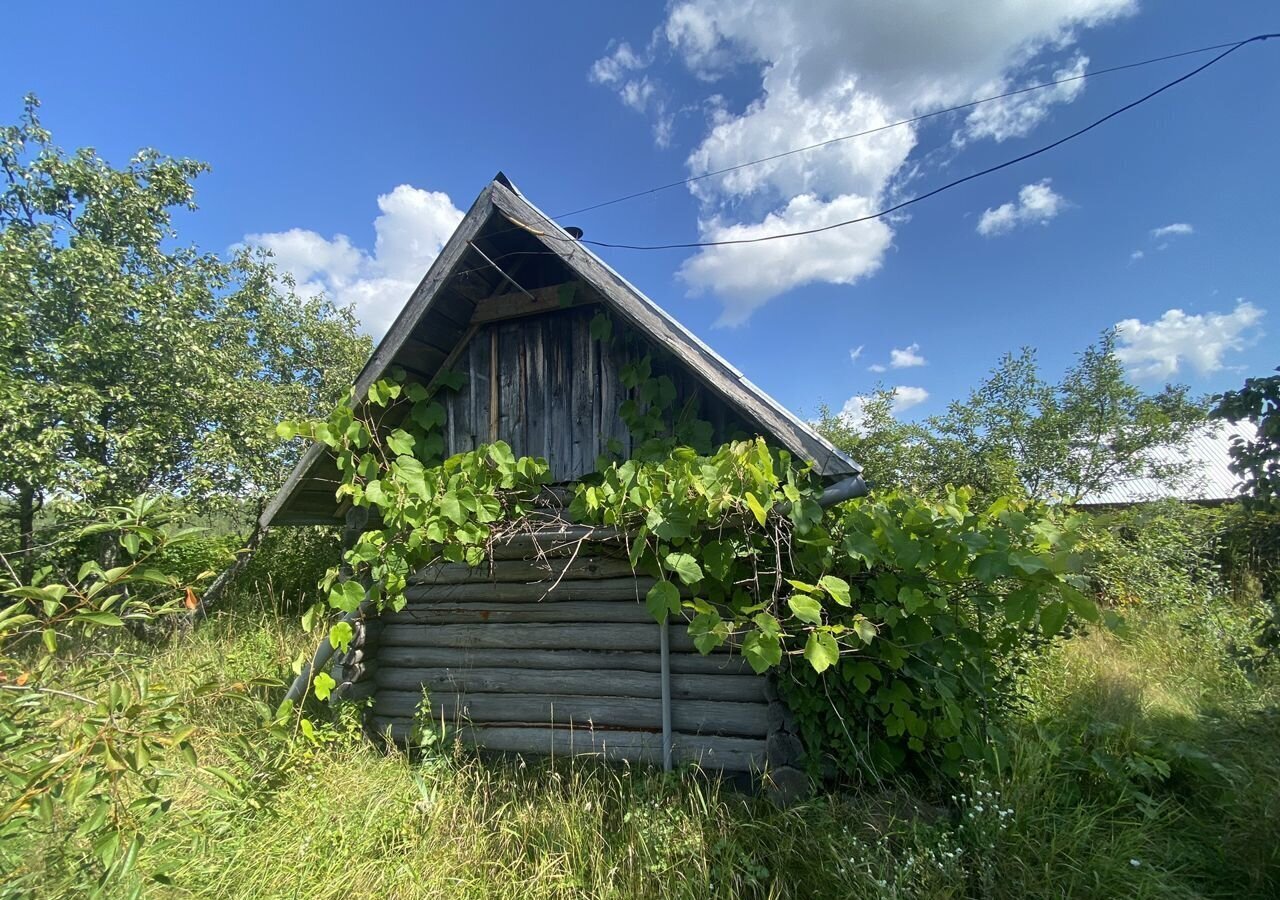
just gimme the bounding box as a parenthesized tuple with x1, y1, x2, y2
(262, 176, 860, 527)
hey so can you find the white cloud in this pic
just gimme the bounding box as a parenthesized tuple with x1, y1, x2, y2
(677, 192, 893, 326)
(1114, 300, 1266, 379)
(890, 342, 927, 368)
(1130, 250, 1144, 261)
(839, 385, 930, 428)
(868, 363, 887, 373)
(245, 185, 463, 338)
(893, 385, 930, 410)
(977, 179, 1065, 236)
(594, 0, 1132, 322)
(960, 54, 1088, 144)
(849, 345, 864, 363)
(1151, 222, 1193, 239)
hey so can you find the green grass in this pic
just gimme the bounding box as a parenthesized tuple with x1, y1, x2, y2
(7, 601, 1279, 899)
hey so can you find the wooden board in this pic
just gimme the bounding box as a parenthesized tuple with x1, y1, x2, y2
(380, 600, 654, 626)
(410, 556, 636, 585)
(402, 577, 671, 603)
(376, 646, 753, 676)
(366, 719, 764, 772)
(371, 692, 768, 738)
(374, 666, 766, 703)
(378, 622, 705, 653)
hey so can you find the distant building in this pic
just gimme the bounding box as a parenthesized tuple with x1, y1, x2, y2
(1075, 420, 1255, 508)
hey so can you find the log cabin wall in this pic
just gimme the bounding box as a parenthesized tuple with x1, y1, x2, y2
(364, 529, 771, 772)
(438, 304, 753, 483)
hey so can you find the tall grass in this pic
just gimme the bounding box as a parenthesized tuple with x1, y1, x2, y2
(7, 600, 1278, 899)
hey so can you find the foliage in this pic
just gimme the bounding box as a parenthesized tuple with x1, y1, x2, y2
(1079, 500, 1228, 608)
(572, 437, 1101, 778)
(932, 331, 1206, 503)
(813, 388, 940, 495)
(1214, 366, 1280, 512)
(277, 369, 551, 668)
(0, 94, 369, 575)
(0, 500, 228, 892)
(5, 599, 1274, 899)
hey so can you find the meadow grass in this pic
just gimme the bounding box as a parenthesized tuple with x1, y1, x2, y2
(8, 600, 1278, 899)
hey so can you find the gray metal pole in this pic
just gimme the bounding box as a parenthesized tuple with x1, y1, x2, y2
(659, 614, 672, 772)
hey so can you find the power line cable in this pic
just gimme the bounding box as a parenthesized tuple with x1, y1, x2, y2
(558, 34, 1269, 220)
(572, 33, 1276, 251)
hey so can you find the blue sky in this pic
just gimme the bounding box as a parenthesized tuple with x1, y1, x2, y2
(2, 1, 1275, 423)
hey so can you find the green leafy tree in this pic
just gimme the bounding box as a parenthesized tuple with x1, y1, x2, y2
(933, 331, 1205, 503)
(1213, 366, 1280, 511)
(0, 95, 370, 575)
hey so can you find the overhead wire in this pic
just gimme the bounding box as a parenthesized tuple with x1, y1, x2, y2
(553, 36, 1265, 220)
(566, 33, 1276, 251)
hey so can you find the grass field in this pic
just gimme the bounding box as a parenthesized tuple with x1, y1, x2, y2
(5, 598, 1278, 899)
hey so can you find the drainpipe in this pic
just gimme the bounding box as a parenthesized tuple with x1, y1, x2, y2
(659, 614, 672, 772)
(817, 474, 870, 508)
(281, 599, 369, 708)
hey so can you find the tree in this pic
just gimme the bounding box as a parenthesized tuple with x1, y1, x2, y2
(1213, 366, 1280, 511)
(933, 331, 1206, 503)
(815, 388, 933, 494)
(0, 95, 371, 575)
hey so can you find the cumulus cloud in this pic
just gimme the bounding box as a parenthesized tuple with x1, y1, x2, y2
(868, 363, 887, 373)
(960, 54, 1088, 144)
(890, 343, 927, 368)
(245, 185, 463, 338)
(840, 385, 930, 428)
(977, 179, 1065, 236)
(1151, 222, 1194, 239)
(1114, 301, 1266, 379)
(678, 192, 893, 326)
(592, 0, 1132, 322)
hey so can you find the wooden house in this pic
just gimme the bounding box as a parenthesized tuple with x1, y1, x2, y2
(262, 175, 865, 777)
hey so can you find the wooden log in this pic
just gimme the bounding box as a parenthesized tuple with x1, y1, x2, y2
(374, 666, 766, 703)
(378, 623, 705, 653)
(402, 577, 663, 604)
(487, 527, 623, 560)
(375, 646, 753, 676)
(373, 691, 768, 737)
(366, 719, 764, 772)
(411, 556, 637, 585)
(380, 600, 653, 626)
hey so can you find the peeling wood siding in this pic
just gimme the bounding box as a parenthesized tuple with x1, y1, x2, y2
(436, 305, 754, 483)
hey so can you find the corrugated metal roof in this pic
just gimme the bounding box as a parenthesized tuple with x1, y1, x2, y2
(1076, 420, 1256, 506)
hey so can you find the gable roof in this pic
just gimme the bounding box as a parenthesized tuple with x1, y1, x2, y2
(261, 175, 859, 527)
(1076, 420, 1254, 507)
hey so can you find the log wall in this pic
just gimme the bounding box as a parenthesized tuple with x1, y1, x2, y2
(368, 528, 770, 771)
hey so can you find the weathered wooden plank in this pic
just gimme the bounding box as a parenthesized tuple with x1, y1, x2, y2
(468, 282, 595, 325)
(411, 556, 637, 585)
(374, 666, 766, 703)
(570, 310, 596, 476)
(381, 600, 654, 626)
(468, 326, 491, 449)
(376, 646, 752, 675)
(487, 526, 623, 560)
(546, 310, 573, 481)
(523, 316, 549, 462)
(402, 577, 667, 603)
(367, 719, 764, 771)
(379, 622, 709, 652)
(489, 184, 860, 478)
(497, 321, 521, 447)
(372, 691, 768, 737)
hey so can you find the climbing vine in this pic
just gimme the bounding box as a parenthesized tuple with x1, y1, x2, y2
(290, 323, 1104, 778)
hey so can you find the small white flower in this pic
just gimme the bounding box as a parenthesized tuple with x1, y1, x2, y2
(1130, 859, 1142, 868)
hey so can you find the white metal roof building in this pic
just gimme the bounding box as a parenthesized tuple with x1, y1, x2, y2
(1076, 420, 1256, 507)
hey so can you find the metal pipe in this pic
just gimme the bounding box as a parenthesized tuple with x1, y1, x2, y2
(659, 614, 672, 772)
(817, 474, 870, 508)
